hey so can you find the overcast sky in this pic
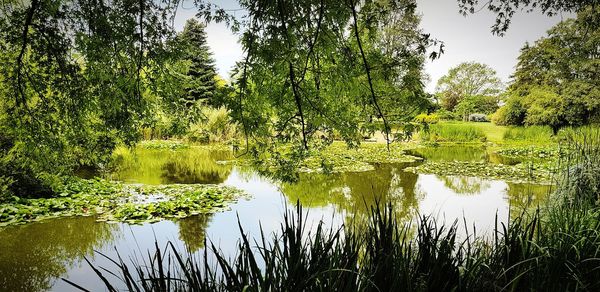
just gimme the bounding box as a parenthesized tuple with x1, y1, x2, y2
(173, 0, 570, 93)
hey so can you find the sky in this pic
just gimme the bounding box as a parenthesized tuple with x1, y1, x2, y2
(173, 0, 571, 93)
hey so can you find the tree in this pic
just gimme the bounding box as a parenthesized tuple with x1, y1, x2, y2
(178, 19, 217, 107)
(493, 7, 600, 130)
(435, 62, 503, 112)
(0, 0, 179, 198)
(149, 18, 220, 137)
(455, 95, 500, 121)
(216, 0, 439, 152)
(457, 0, 598, 35)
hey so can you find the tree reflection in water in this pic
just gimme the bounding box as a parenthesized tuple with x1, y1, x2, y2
(177, 214, 213, 253)
(282, 163, 423, 226)
(0, 216, 117, 291)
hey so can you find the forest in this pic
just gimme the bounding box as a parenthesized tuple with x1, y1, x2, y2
(0, 0, 599, 291)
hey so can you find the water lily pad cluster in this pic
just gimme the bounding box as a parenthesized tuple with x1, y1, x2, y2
(104, 184, 244, 224)
(302, 142, 422, 173)
(496, 146, 564, 159)
(405, 161, 556, 184)
(0, 178, 244, 227)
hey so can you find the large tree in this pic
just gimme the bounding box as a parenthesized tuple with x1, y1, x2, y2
(493, 6, 600, 132)
(215, 0, 438, 153)
(179, 19, 217, 107)
(435, 62, 503, 112)
(0, 0, 178, 198)
(149, 18, 219, 137)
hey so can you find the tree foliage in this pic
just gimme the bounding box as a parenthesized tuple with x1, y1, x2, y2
(216, 0, 438, 153)
(0, 0, 179, 198)
(435, 62, 503, 112)
(493, 7, 600, 131)
(457, 0, 599, 35)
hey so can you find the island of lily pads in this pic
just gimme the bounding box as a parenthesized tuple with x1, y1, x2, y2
(0, 178, 245, 226)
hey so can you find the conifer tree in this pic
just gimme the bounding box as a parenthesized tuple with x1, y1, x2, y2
(179, 19, 217, 107)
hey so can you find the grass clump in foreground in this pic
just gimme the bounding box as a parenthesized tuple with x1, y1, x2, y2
(0, 178, 244, 226)
(76, 129, 600, 291)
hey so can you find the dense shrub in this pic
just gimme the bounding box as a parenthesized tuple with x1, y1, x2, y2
(492, 99, 526, 126)
(414, 113, 440, 124)
(186, 107, 239, 144)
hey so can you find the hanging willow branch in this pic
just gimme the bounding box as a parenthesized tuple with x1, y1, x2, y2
(349, 0, 391, 147)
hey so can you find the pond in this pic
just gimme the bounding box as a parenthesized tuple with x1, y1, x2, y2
(0, 145, 553, 291)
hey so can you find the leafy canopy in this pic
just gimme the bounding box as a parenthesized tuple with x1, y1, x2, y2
(435, 62, 503, 112)
(493, 7, 600, 131)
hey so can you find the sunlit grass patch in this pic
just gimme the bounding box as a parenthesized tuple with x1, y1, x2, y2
(503, 125, 554, 143)
(418, 122, 488, 143)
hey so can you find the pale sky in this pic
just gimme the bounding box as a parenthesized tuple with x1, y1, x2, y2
(173, 0, 571, 93)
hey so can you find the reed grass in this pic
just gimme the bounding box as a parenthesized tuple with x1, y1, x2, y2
(419, 123, 487, 143)
(503, 126, 554, 143)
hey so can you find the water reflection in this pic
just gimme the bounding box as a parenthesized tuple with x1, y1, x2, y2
(109, 147, 233, 184)
(0, 217, 117, 291)
(408, 145, 522, 165)
(0, 146, 557, 291)
(282, 164, 422, 223)
(506, 183, 553, 211)
(178, 214, 212, 252)
(439, 176, 492, 195)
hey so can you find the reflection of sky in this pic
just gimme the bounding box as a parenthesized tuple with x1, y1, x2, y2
(417, 174, 509, 237)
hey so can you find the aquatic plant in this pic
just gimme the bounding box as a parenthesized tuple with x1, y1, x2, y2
(405, 161, 555, 184)
(0, 178, 245, 226)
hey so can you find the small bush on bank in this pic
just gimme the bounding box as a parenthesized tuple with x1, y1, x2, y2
(186, 107, 239, 144)
(414, 113, 440, 124)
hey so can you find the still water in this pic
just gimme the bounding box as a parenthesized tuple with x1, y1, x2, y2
(0, 145, 552, 291)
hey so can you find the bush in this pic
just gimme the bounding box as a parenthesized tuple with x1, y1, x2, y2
(186, 107, 239, 144)
(414, 113, 440, 124)
(492, 99, 526, 126)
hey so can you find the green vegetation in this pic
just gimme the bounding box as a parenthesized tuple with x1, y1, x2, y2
(0, 178, 244, 226)
(406, 161, 554, 184)
(419, 122, 487, 143)
(492, 7, 599, 132)
(246, 142, 421, 180)
(1, 0, 599, 290)
(502, 126, 554, 143)
(434, 62, 502, 120)
(82, 201, 600, 291)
